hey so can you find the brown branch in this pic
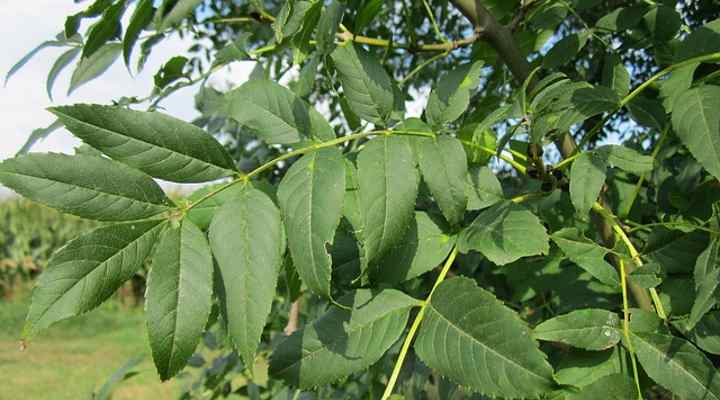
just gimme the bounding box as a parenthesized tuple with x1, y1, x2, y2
(449, 0, 654, 312)
(284, 298, 302, 336)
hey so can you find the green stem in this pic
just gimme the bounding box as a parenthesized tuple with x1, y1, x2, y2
(400, 51, 450, 85)
(381, 246, 459, 400)
(458, 140, 528, 174)
(422, 0, 446, 43)
(187, 129, 434, 211)
(619, 258, 644, 400)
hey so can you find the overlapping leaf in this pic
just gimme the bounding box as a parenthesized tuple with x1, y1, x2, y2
(425, 61, 484, 127)
(534, 309, 621, 350)
(50, 104, 236, 182)
(671, 85, 720, 181)
(551, 228, 620, 287)
(416, 136, 468, 226)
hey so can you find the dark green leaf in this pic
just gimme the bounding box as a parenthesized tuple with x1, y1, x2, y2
(160, 0, 202, 30)
(534, 309, 621, 350)
(354, 0, 383, 32)
(425, 61, 484, 128)
(47, 47, 80, 101)
(123, 0, 155, 68)
(415, 277, 555, 398)
(567, 373, 638, 400)
(458, 201, 549, 265)
(209, 189, 284, 368)
(689, 239, 720, 329)
(671, 85, 720, 181)
(0, 153, 171, 221)
(82, 1, 125, 60)
(278, 148, 345, 298)
(316, 1, 344, 55)
(466, 166, 504, 210)
(269, 289, 419, 388)
(146, 220, 213, 380)
(543, 31, 590, 69)
(601, 53, 630, 97)
(23, 220, 165, 338)
(643, 5, 681, 42)
(551, 228, 620, 286)
(416, 136, 468, 226)
(50, 104, 236, 183)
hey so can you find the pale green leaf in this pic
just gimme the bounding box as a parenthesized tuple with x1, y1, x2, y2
(269, 289, 419, 388)
(551, 228, 620, 287)
(278, 148, 345, 298)
(416, 136, 468, 226)
(415, 277, 555, 398)
(534, 309, 621, 350)
(358, 136, 418, 264)
(23, 220, 165, 338)
(0, 153, 171, 221)
(69, 42, 122, 95)
(671, 85, 720, 180)
(5, 37, 67, 85)
(222, 79, 334, 144)
(47, 47, 80, 101)
(209, 189, 283, 368)
(330, 43, 397, 125)
(425, 61, 484, 127)
(146, 220, 213, 380)
(458, 201, 549, 265)
(50, 104, 236, 183)
(633, 332, 720, 400)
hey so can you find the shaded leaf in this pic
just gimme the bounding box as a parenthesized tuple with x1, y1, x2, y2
(671, 85, 720, 181)
(551, 228, 620, 287)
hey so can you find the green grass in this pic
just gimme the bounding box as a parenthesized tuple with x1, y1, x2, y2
(0, 297, 178, 400)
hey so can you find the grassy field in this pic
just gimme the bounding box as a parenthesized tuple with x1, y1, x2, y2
(0, 296, 179, 400)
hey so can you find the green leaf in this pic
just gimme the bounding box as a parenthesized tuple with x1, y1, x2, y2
(330, 43, 397, 125)
(597, 145, 654, 174)
(278, 148, 345, 298)
(632, 332, 720, 400)
(49, 104, 236, 183)
(69, 42, 122, 95)
(458, 122, 497, 166)
(671, 85, 720, 181)
(416, 136, 468, 226)
(466, 166, 504, 210)
(643, 5, 681, 42)
(354, 0, 383, 32)
(294, 54, 319, 97)
(689, 239, 720, 329)
(23, 220, 165, 338)
(543, 30, 590, 69)
(458, 201, 549, 265)
(185, 183, 249, 230)
(213, 33, 250, 68)
(222, 79, 334, 144)
(146, 220, 213, 380)
(269, 289, 419, 388)
(358, 136, 418, 264)
(601, 53, 630, 97)
(415, 277, 555, 398)
(682, 311, 720, 355)
(47, 47, 80, 101)
(316, 0, 344, 55)
(17, 120, 64, 155)
(160, 0, 202, 30)
(567, 373, 638, 400)
(570, 151, 607, 216)
(124, 0, 155, 68)
(153, 56, 188, 89)
(629, 262, 664, 288)
(534, 309, 621, 350)
(675, 18, 720, 61)
(371, 211, 455, 284)
(554, 348, 623, 388)
(209, 189, 283, 368)
(0, 153, 171, 221)
(551, 228, 620, 287)
(5, 37, 67, 85)
(425, 61, 484, 128)
(82, 1, 125, 60)
(659, 63, 698, 113)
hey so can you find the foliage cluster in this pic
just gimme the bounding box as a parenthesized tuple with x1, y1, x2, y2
(3, 0, 720, 399)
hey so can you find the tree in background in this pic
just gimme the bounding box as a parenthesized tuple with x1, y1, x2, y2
(3, 0, 720, 398)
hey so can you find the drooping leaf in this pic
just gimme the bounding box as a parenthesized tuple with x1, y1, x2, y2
(269, 289, 419, 388)
(543, 30, 590, 69)
(416, 136, 468, 226)
(681, 311, 720, 355)
(5, 37, 67, 85)
(69, 42, 122, 95)
(278, 148, 345, 298)
(49, 104, 236, 183)
(570, 151, 606, 216)
(689, 239, 720, 329)
(534, 309, 621, 350)
(671, 85, 720, 181)
(354, 0, 383, 32)
(146, 220, 213, 380)
(316, 0, 344, 55)
(47, 47, 81, 101)
(425, 61, 484, 128)
(123, 0, 155, 68)
(415, 277, 555, 398)
(632, 332, 720, 400)
(358, 136, 418, 264)
(0, 153, 171, 221)
(160, 0, 202, 30)
(330, 43, 397, 125)
(153, 56, 188, 90)
(551, 228, 620, 287)
(222, 79, 334, 144)
(16, 120, 63, 155)
(465, 166, 504, 210)
(601, 53, 630, 97)
(371, 212, 455, 284)
(23, 220, 165, 338)
(82, 1, 125, 60)
(209, 189, 284, 368)
(458, 201, 549, 265)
